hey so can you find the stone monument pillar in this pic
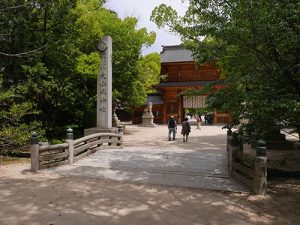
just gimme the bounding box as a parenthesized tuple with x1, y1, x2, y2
(84, 36, 118, 135)
(97, 36, 112, 129)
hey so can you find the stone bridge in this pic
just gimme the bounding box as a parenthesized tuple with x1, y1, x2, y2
(47, 125, 248, 193)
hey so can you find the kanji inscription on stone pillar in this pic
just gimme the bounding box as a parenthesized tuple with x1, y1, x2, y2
(97, 36, 112, 128)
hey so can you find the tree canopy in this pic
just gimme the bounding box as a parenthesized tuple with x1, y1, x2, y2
(0, 0, 159, 150)
(151, 0, 300, 141)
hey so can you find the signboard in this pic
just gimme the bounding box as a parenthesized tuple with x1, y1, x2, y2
(183, 95, 207, 108)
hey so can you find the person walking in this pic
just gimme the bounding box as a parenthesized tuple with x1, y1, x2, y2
(181, 117, 191, 142)
(208, 114, 213, 125)
(196, 114, 202, 130)
(167, 115, 177, 141)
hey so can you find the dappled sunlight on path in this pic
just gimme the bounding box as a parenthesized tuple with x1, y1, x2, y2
(0, 125, 298, 225)
(0, 173, 295, 225)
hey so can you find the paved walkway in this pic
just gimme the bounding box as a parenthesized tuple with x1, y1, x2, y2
(49, 124, 248, 192)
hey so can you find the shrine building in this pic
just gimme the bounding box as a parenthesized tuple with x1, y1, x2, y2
(132, 45, 231, 124)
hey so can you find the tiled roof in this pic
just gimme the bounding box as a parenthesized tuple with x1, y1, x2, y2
(146, 93, 164, 104)
(153, 81, 212, 88)
(160, 45, 194, 63)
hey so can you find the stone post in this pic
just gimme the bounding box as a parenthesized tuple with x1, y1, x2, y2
(228, 145, 233, 175)
(97, 36, 112, 129)
(66, 128, 74, 164)
(118, 127, 123, 136)
(227, 129, 232, 174)
(231, 132, 239, 147)
(84, 36, 118, 135)
(226, 128, 232, 151)
(228, 142, 240, 176)
(253, 156, 267, 195)
(228, 131, 241, 176)
(253, 139, 267, 195)
(256, 139, 267, 156)
(30, 132, 39, 172)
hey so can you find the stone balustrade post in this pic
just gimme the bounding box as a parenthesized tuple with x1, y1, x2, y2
(226, 128, 232, 151)
(30, 132, 39, 172)
(227, 130, 232, 174)
(228, 131, 242, 176)
(256, 139, 267, 157)
(254, 139, 267, 195)
(253, 156, 267, 195)
(228, 144, 233, 175)
(66, 128, 74, 164)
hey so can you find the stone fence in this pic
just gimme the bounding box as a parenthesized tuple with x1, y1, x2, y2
(227, 130, 267, 195)
(30, 128, 122, 172)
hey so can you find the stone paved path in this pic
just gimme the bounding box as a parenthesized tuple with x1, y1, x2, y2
(49, 125, 248, 192)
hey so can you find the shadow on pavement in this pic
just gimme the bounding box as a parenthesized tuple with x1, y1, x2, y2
(0, 176, 294, 225)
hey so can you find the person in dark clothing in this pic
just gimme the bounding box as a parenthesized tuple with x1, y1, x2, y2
(181, 117, 191, 142)
(167, 116, 177, 141)
(208, 114, 213, 125)
(204, 113, 208, 125)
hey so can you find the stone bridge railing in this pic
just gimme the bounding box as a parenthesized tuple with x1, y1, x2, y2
(30, 128, 122, 172)
(227, 129, 267, 195)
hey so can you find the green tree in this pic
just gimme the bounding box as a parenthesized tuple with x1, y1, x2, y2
(0, 76, 45, 153)
(151, 0, 300, 141)
(138, 52, 161, 93)
(0, 0, 90, 140)
(0, 0, 157, 147)
(74, 1, 156, 110)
